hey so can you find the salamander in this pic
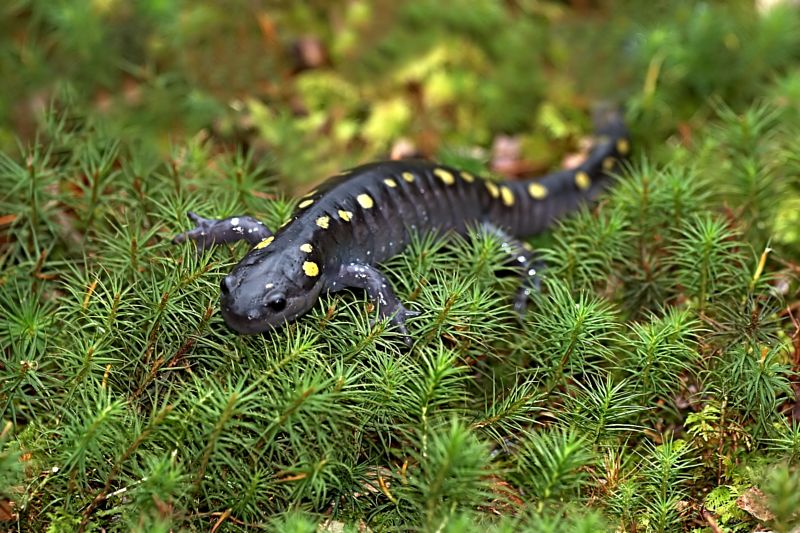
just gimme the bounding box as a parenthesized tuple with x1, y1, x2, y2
(173, 107, 629, 343)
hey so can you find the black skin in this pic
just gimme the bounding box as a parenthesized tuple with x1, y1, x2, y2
(173, 108, 629, 344)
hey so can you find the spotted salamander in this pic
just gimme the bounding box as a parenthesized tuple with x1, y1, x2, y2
(173, 108, 629, 343)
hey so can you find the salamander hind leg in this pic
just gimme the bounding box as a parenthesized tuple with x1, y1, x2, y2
(328, 263, 419, 345)
(481, 223, 544, 315)
(172, 211, 272, 253)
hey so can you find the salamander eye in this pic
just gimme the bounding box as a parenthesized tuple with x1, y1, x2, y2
(267, 295, 287, 312)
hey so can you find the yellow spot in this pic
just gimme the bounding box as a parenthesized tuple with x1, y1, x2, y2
(280, 219, 291, 228)
(485, 181, 499, 198)
(500, 186, 515, 206)
(402, 171, 415, 183)
(384, 178, 398, 188)
(575, 171, 591, 191)
(302, 261, 320, 277)
(304, 189, 317, 197)
(357, 193, 374, 209)
(316, 216, 330, 229)
(339, 169, 352, 176)
(254, 236, 274, 250)
(434, 168, 455, 186)
(461, 171, 475, 183)
(602, 157, 616, 171)
(616, 138, 630, 155)
(298, 199, 314, 209)
(300, 243, 313, 253)
(338, 209, 353, 222)
(528, 183, 548, 200)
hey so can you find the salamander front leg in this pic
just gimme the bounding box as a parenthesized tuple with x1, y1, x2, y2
(328, 263, 419, 345)
(172, 211, 272, 253)
(481, 223, 544, 315)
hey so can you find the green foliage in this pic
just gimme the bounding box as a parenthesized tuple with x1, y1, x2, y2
(711, 345, 793, 436)
(703, 485, 750, 532)
(623, 308, 702, 405)
(627, 1, 800, 150)
(558, 376, 646, 443)
(762, 464, 800, 532)
(400, 419, 495, 530)
(543, 160, 714, 315)
(765, 420, 800, 464)
(670, 213, 745, 313)
(700, 102, 792, 251)
(522, 278, 621, 384)
(0, 421, 21, 502)
(513, 428, 594, 506)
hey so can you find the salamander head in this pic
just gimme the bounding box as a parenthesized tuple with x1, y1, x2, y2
(219, 240, 324, 334)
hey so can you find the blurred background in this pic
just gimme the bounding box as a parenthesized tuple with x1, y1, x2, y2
(1, 0, 799, 194)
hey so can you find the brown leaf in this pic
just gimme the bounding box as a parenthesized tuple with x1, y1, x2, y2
(390, 138, 419, 160)
(479, 475, 525, 516)
(491, 135, 523, 176)
(290, 36, 328, 72)
(0, 499, 15, 521)
(255, 12, 278, 44)
(736, 487, 775, 521)
(251, 190, 277, 200)
(0, 214, 18, 226)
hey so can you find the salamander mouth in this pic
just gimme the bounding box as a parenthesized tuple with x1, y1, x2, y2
(219, 299, 276, 335)
(219, 296, 305, 335)
(220, 308, 272, 334)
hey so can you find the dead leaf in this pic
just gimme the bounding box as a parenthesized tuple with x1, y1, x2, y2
(0, 499, 15, 521)
(390, 138, 419, 160)
(291, 36, 328, 72)
(736, 487, 775, 521)
(255, 12, 278, 44)
(479, 475, 525, 516)
(0, 214, 18, 226)
(491, 135, 522, 176)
